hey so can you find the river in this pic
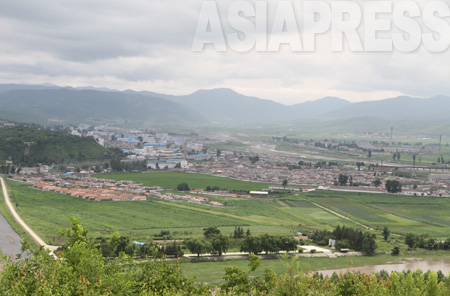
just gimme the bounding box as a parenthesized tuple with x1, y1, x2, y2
(0, 212, 23, 258)
(319, 260, 450, 277)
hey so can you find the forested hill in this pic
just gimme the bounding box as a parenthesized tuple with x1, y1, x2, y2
(0, 126, 110, 166)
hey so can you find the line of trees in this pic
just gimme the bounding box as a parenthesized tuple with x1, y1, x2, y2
(311, 225, 377, 255)
(233, 226, 251, 239)
(91, 232, 183, 258)
(405, 233, 450, 250)
(240, 234, 298, 255)
(184, 227, 229, 256)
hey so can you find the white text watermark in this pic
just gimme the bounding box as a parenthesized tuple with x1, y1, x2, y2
(192, 0, 450, 52)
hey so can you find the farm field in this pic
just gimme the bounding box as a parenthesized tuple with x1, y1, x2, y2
(94, 172, 270, 191)
(5, 179, 355, 244)
(6, 173, 450, 247)
(306, 190, 450, 238)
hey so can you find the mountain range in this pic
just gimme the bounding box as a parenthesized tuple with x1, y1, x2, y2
(0, 83, 448, 127)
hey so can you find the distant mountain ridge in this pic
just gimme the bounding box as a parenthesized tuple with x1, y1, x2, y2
(0, 83, 448, 126)
(0, 88, 206, 125)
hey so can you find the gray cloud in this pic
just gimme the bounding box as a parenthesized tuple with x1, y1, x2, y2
(0, 0, 449, 103)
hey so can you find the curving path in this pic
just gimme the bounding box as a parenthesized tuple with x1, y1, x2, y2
(0, 177, 58, 255)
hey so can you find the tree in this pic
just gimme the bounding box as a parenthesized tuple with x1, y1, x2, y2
(234, 226, 245, 239)
(338, 174, 348, 186)
(278, 236, 298, 253)
(391, 246, 400, 255)
(385, 180, 402, 193)
(413, 154, 416, 169)
(405, 233, 418, 248)
(176, 182, 190, 191)
(210, 234, 229, 256)
(282, 179, 288, 187)
(240, 236, 262, 255)
(368, 150, 372, 158)
(217, 149, 221, 157)
(356, 162, 365, 171)
(372, 178, 382, 187)
(383, 226, 390, 241)
(361, 232, 377, 255)
(203, 226, 221, 238)
(184, 238, 212, 257)
(260, 234, 279, 254)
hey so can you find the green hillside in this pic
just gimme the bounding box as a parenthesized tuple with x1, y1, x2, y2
(0, 89, 206, 126)
(0, 126, 109, 166)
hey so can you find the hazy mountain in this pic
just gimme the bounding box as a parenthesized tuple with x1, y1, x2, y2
(0, 83, 60, 93)
(327, 95, 450, 120)
(156, 88, 298, 124)
(1, 84, 449, 127)
(290, 97, 351, 118)
(0, 89, 206, 125)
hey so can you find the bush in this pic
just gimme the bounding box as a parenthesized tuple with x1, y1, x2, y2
(176, 182, 190, 191)
(391, 246, 400, 255)
(310, 249, 316, 254)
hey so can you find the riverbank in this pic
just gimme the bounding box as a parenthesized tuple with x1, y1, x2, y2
(181, 250, 450, 283)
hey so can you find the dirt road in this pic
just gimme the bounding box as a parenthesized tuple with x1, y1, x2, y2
(0, 177, 58, 255)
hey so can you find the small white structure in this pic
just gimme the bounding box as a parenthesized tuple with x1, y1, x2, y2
(250, 191, 269, 195)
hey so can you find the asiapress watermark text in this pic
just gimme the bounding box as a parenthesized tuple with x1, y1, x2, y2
(192, 1, 450, 52)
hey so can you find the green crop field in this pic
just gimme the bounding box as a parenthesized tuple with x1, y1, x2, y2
(5, 179, 356, 244)
(305, 190, 450, 237)
(94, 172, 270, 191)
(7, 171, 450, 248)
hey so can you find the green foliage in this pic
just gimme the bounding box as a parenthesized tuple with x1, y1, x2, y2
(240, 236, 262, 255)
(383, 226, 390, 241)
(249, 155, 260, 164)
(338, 174, 348, 186)
(177, 182, 190, 191)
(0, 126, 109, 166)
(210, 235, 229, 256)
(184, 238, 212, 257)
(0, 218, 200, 295)
(312, 225, 378, 255)
(392, 246, 400, 255)
(203, 226, 221, 238)
(373, 178, 382, 187)
(386, 180, 402, 193)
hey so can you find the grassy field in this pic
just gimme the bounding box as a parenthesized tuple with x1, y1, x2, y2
(306, 190, 450, 238)
(0, 178, 40, 249)
(94, 172, 270, 191)
(6, 179, 357, 244)
(8, 173, 450, 246)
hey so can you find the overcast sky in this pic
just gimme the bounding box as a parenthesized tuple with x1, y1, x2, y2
(0, 0, 449, 105)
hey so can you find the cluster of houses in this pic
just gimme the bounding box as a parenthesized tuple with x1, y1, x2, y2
(68, 124, 215, 170)
(13, 176, 224, 206)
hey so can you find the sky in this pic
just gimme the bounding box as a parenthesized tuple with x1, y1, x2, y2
(0, 0, 449, 105)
